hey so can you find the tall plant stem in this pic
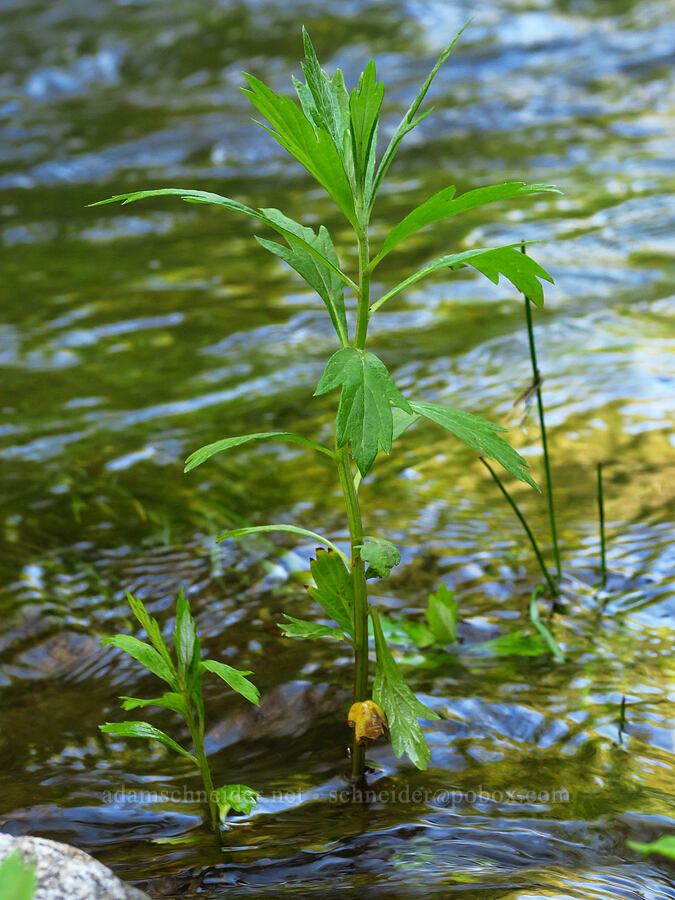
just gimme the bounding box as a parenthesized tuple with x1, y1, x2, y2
(355, 227, 371, 351)
(597, 462, 607, 587)
(480, 458, 559, 599)
(186, 707, 219, 830)
(336, 445, 369, 781)
(521, 245, 561, 580)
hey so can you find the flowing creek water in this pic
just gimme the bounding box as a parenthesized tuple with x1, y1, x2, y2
(0, 0, 674, 896)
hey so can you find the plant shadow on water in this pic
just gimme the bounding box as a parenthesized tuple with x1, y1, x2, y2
(0, 0, 674, 898)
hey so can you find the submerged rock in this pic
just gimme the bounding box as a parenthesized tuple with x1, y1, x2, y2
(0, 834, 148, 900)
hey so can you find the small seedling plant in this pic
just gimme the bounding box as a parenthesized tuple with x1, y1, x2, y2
(93, 24, 558, 782)
(100, 589, 260, 830)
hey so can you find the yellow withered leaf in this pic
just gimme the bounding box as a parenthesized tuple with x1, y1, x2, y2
(347, 700, 389, 746)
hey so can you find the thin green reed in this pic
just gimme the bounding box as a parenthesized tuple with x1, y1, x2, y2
(521, 244, 561, 581)
(597, 462, 607, 587)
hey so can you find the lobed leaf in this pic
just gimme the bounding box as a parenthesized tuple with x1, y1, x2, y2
(297, 27, 351, 163)
(409, 401, 538, 489)
(89, 189, 356, 293)
(307, 549, 354, 638)
(100, 634, 178, 689)
(242, 74, 357, 227)
(371, 609, 440, 770)
(201, 659, 260, 706)
(425, 584, 458, 643)
(314, 347, 412, 476)
(278, 615, 347, 641)
(358, 536, 401, 579)
(99, 721, 197, 763)
(371, 244, 554, 313)
(372, 182, 561, 267)
(256, 208, 348, 344)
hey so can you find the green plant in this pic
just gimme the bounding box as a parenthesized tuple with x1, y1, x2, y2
(99, 589, 260, 830)
(92, 25, 558, 782)
(0, 852, 36, 900)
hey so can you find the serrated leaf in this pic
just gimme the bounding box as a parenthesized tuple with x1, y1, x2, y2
(307, 549, 354, 638)
(371, 610, 440, 770)
(392, 407, 420, 442)
(185, 431, 332, 473)
(201, 659, 260, 706)
(314, 347, 412, 476)
(256, 209, 348, 344)
(409, 401, 538, 490)
(120, 692, 188, 715)
(99, 721, 197, 762)
(89, 189, 356, 292)
(241, 74, 357, 227)
(100, 634, 178, 689)
(358, 536, 401, 579)
(627, 836, 675, 860)
(298, 28, 351, 161)
(215, 784, 259, 822)
(174, 588, 200, 683)
(371, 244, 554, 313)
(369, 20, 471, 208)
(217, 524, 349, 565)
(426, 584, 458, 643)
(349, 58, 384, 198)
(372, 182, 561, 267)
(125, 590, 174, 670)
(278, 615, 346, 641)
(0, 851, 37, 900)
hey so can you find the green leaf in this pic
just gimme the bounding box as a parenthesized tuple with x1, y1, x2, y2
(125, 590, 174, 670)
(256, 209, 348, 344)
(627, 836, 675, 860)
(307, 549, 354, 638)
(409, 401, 538, 489)
(174, 588, 200, 682)
(100, 634, 178, 689)
(185, 431, 333, 473)
(201, 659, 260, 706)
(241, 74, 357, 227)
(0, 851, 37, 900)
(349, 58, 384, 198)
(370, 244, 554, 313)
(278, 615, 347, 641)
(99, 721, 197, 763)
(217, 524, 349, 565)
(529, 587, 564, 662)
(120, 692, 188, 715)
(358, 536, 401, 579)
(372, 614, 436, 650)
(425, 584, 458, 643)
(297, 28, 351, 161)
(215, 784, 259, 822)
(372, 182, 561, 267)
(369, 20, 472, 208)
(314, 347, 412, 476)
(392, 407, 420, 442)
(89, 189, 357, 293)
(371, 609, 440, 770)
(476, 630, 548, 657)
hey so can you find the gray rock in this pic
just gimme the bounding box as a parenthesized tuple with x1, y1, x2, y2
(0, 834, 149, 900)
